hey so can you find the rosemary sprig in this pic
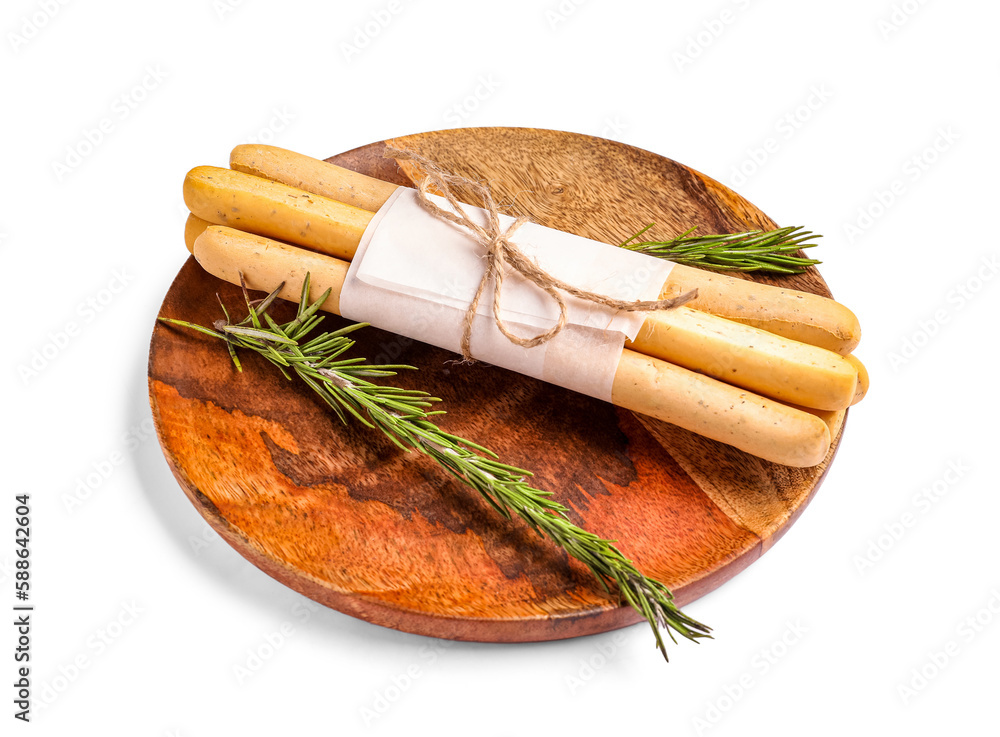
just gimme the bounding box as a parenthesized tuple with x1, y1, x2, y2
(159, 275, 712, 659)
(620, 224, 822, 274)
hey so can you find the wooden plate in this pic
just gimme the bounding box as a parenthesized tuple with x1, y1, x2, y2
(148, 128, 845, 643)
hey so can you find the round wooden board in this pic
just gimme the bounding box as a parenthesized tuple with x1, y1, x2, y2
(149, 128, 845, 644)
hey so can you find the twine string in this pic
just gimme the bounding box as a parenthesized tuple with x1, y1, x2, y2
(384, 146, 697, 361)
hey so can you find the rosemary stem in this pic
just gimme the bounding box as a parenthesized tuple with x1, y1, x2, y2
(159, 274, 712, 659)
(620, 224, 822, 274)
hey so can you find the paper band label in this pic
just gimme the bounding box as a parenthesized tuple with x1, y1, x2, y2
(339, 188, 673, 401)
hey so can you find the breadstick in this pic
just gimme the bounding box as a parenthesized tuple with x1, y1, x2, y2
(628, 307, 857, 411)
(230, 143, 398, 213)
(659, 266, 862, 355)
(184, 213, 213, 253)
(846, 354, 869, 405)
(183, 166, 372, 261)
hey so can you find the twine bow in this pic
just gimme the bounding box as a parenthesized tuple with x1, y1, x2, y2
(384, 146, 697, 361)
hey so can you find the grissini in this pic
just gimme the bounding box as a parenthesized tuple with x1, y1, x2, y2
(193, 225, 833, 467)
(612, 350, 831, 469)
(628, 308, 857, 411)
(184, 213, 213, 253)
(790, 406, 845, 445)
(845, 354, 869, 405)
(230, 144, 862, 355)
(231, 143, 398, 212)
(183, 165, 861, 411)
(659, 267, 861, 356)
(183, 165, 373, 261)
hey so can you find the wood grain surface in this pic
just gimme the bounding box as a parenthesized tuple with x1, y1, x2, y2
(148, 127, 845, 643)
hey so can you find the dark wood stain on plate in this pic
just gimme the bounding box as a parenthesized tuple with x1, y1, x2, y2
(149, 128, 844, 643)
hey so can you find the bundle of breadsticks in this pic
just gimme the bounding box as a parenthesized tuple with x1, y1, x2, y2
(181, 144, 868, 468)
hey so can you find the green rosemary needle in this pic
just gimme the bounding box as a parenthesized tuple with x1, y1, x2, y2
(620, 224, 822, 274)
(159, 274, 712, 660)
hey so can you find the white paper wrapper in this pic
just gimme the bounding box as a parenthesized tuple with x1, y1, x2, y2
(339, 188, 673, 402)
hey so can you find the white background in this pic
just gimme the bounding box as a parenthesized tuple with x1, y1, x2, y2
(3, 0, 998, 734)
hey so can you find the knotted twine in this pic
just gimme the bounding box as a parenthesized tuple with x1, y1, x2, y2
(383, 147, 698, 361)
